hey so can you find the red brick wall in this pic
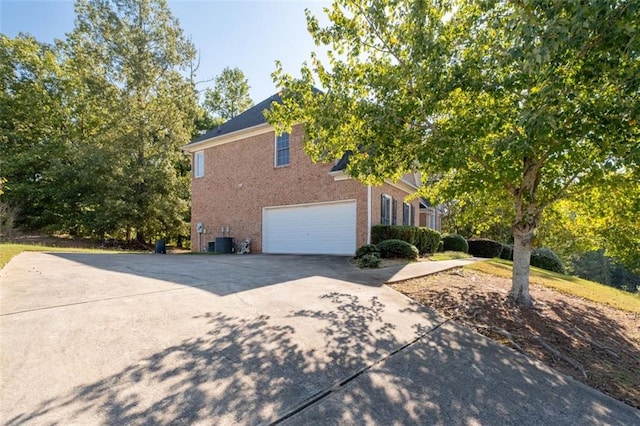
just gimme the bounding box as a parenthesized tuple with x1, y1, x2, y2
(371, 184, 421, 229)
(191, 124, 370, 252)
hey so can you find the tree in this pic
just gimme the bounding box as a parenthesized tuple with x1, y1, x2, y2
(267, 0, 640, 306)
(537, 169, 640, 274)
(203, 67, 253, 122)
(0, 34, 70, 229)
(66, 0, 198, 242)
(439, 191, 514, 243)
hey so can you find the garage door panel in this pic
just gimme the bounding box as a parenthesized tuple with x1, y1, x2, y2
(263, 201, 356, 255)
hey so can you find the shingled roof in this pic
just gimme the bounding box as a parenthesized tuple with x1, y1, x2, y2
(189, 93, 283, 144)
(330, 151, 352, 172)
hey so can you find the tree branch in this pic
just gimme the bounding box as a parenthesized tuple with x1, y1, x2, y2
(348, 0, 406, 68)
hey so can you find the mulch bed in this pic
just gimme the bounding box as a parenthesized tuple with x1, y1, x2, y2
(390, 268, 640, 409)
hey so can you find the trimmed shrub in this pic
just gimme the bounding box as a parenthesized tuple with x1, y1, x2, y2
(437, 240, 444, 252)
(371, 225, 441, 255)
(442, 234, 468, 253)
(358, 253, 382, 268)
(500, 244, 514, 261)
(467, 239, 504, 258)
(377, 239, 419, 260)
(415, 227, 441, 255)
(531, 247, 564, 274)
(355, 244, 380, 259)
(371, 224, 397, 243)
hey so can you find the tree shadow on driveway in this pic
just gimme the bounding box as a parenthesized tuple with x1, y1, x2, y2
(3, 254, 639, 424)
(5, 290, 639, 425)
(4, 292, 431, 425)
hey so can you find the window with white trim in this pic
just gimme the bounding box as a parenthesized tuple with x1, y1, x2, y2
(194, 151, 204, 178)
(275, 132, 290, 167)
(381, 194, 392, 225)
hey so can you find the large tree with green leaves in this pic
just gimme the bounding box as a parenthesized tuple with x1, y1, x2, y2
(66, 0, 198, 241)
(203, 66, 253, 123)
(537, 169, 640, 274)
(268, 0, 639, 306)
(0, 34, 71, 229)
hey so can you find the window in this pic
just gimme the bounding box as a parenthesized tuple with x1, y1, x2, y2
(381, 194, 392, 225)
(403, 202, 411, 226)
(194, 151, 204, 178)
(275, 132, 290, 167)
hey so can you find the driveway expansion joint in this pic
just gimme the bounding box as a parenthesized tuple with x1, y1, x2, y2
(1, 286, 193, 316)
(264, 319, 450, 425)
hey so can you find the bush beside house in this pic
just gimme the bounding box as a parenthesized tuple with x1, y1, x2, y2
(376, 239, 419, 260)
(358, 254, 382, 268)
(371, 225, 441, 255)
(355, 244, 380, 259)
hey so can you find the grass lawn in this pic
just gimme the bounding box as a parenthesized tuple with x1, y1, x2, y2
(429, 251, 473, 261)
(0, 243, 123, 270)
(466, 259, 640, 314)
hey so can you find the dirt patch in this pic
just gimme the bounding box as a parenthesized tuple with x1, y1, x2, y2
(390, 268, 640, 409)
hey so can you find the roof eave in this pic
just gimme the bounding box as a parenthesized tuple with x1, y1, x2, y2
(385, 178, 418, 194)
(181, 122, 273, 153)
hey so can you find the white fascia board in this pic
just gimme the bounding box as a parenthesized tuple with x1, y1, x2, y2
(329, 170, 352, 181)
(385, 178, 418, 194)
(181, 123, 273, 153)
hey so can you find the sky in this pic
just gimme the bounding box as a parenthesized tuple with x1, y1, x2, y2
(0, 0, 331, 103)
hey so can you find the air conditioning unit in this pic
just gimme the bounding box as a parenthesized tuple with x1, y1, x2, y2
(196, 222, 204, 234)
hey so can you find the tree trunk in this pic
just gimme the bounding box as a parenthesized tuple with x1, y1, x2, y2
(136, 230, 146, 245)
(510, 229, 534, 307)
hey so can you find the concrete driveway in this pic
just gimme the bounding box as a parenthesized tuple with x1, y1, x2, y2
(1, 252, 638, 425)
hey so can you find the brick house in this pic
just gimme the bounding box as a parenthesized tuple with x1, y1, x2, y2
(419, 199, 443, 231)
(182, 93, 421, 255)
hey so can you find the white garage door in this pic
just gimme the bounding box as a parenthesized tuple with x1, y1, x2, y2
(263, 200, 357, 255)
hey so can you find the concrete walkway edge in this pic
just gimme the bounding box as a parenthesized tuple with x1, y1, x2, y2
(384, 258, 481, 284)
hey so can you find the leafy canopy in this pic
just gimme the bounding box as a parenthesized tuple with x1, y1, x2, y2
(203, 66, 253, 122)
(0, 0, 198, 241)
(269, 0, 639, 199)
(267, 0, 639, 305)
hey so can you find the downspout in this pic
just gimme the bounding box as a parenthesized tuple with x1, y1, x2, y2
(367, 185, 372, 244)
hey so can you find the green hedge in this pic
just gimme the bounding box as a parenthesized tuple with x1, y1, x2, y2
(377, 239, 419, 260)
(442, 234, 468, 253)
(467, 239, 504, 258)
(531, 247, 564, 274)
(355, 244, 380, 259)
(371, 225, 441, 255)
(500, 244, 514, 261)
(358, 253, 382, 268)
